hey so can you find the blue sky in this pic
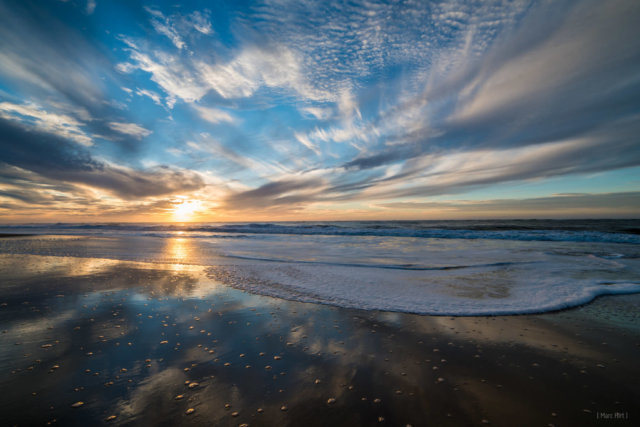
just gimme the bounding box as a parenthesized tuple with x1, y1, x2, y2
(1, 0, 639, 221)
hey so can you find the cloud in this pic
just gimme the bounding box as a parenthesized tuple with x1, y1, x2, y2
(248, 0, 525, 87)
(0, 101, 94, 146)
(0, 117, 204, 199)
(301, 106, 332, 120)
(377, 192, 640, 218)
(0, 2, 106, 107)
(118, 49, 208, 104)
(0, 2, 163, 153)
(441, 0, 640, 148)
(135, 88, 163, 106)
(342, 134, 640, 202)
(185, 134, 288, 177)
(223, 176, 326, 210)
(196, 46, 332, 101)
(193, 105, 235, 124)
(294, 132, 320, 156)
(120, 36, 333, 108)
(187, 11, 213, 35)
(0, 163, 97, 208)
(108, 121, 152, 139)
(86, 0, 96, 15)
(145, 8, 213, 50)
(145, 7, 186, 50)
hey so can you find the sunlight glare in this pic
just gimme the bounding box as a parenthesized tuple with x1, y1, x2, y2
(172, 198, 201, 222)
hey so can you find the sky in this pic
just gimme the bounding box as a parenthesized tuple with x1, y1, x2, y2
(1, 0, 639, 222)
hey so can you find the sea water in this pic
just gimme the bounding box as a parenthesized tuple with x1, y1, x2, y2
(1, 220, 639, 315)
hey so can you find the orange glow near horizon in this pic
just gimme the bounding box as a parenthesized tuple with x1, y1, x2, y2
(172, 198, 203, 222)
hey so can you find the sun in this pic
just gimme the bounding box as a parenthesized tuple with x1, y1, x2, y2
(172, 198, 202, 222)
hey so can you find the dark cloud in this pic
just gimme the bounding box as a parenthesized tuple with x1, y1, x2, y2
(374, 133, 640, 201)
(342, 147, 415, 170)
(377, 192, 640, 217)
(223, 177, 325, 210)
(0, 118, 204, 199)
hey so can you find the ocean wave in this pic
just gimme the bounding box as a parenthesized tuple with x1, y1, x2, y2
(1, 221, 639, 243)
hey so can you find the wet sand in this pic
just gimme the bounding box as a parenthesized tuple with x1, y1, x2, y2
(0, 252, 638, 426)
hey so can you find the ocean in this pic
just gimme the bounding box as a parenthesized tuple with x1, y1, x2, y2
(1, 220, 639, 316)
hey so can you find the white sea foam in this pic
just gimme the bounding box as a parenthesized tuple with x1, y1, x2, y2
(208, 262, 640, 316)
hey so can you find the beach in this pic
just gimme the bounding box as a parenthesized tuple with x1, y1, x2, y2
(0, 226, 638, 426)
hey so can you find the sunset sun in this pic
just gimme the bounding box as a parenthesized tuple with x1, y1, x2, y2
(172, 198, 201, 222)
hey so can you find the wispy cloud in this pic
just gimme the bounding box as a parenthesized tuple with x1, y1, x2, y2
(223, 176, 327, 210)
(193, 105, 235, 124)
(117, 49, 208, 104)
(108, 121, 152, 139)
(377, 192, 640, 219)
(196, 45, 333, 101)
(86, 0, 96, 15)
(145, 7, 214, 50)
(118, 36, 333, 109)
(0, 1, 105, 106)
(145, 7, 186, 50)
(0, 101, 94, 146)
(135, 88, 163, 106)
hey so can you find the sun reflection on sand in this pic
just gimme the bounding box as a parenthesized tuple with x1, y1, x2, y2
(164, 237, 192, 271)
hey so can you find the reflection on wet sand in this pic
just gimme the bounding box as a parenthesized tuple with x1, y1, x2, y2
(0, 253, 638, 426)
